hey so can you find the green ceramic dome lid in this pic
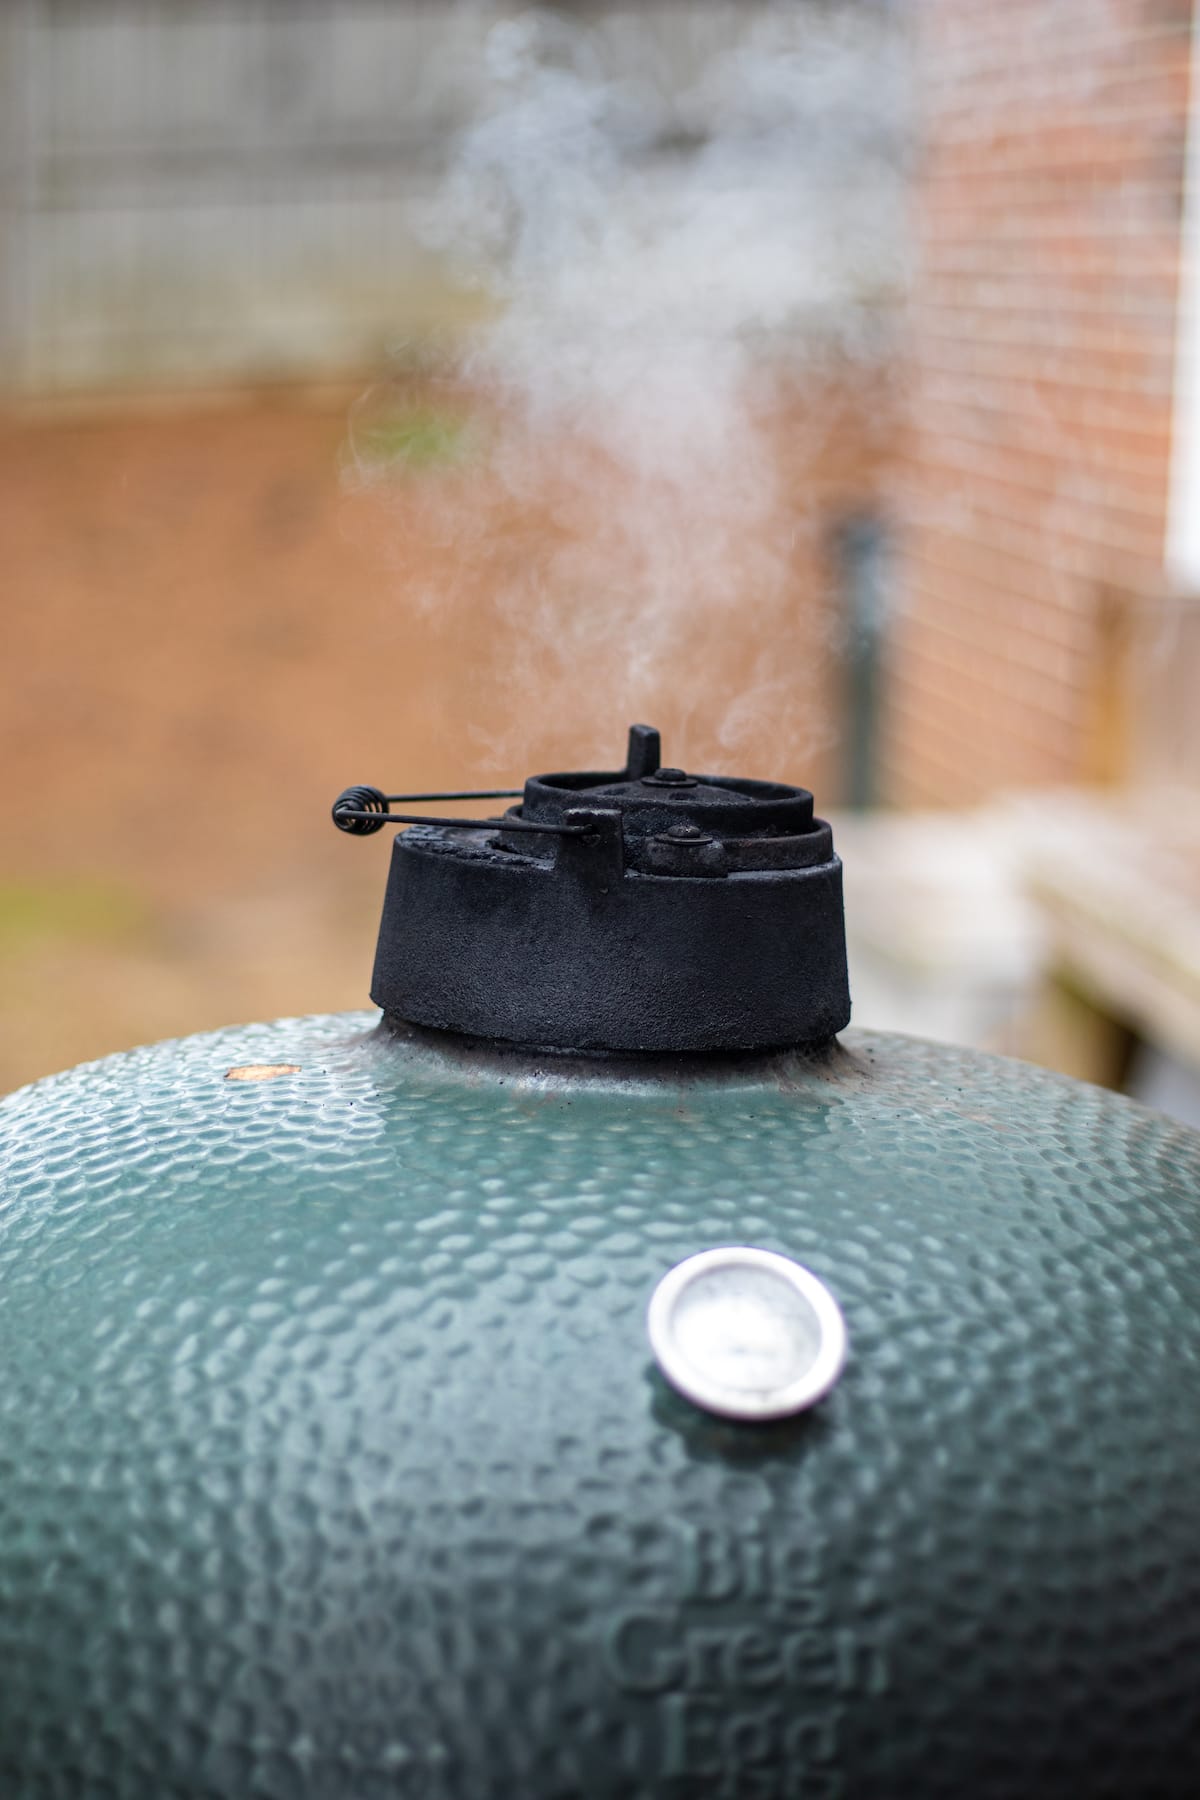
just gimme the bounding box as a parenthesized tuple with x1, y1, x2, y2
(3, 1013, 1200, 1797)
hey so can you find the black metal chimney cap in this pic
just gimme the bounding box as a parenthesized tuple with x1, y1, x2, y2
(367, 725, 850, 1055)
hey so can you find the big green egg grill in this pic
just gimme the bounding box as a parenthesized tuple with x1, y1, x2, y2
(1, 725, 1198, 1799)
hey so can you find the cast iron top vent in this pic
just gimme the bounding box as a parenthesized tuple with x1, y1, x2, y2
(333, 724, 850, 1054)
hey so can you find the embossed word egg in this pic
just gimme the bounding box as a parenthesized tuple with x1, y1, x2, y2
(2, 727, 1199, 1799)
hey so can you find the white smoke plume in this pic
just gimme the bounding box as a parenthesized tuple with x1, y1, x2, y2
(350, 1, 910, 777)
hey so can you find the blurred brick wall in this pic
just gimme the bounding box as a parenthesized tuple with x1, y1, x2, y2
(886, 0, 1193, 803)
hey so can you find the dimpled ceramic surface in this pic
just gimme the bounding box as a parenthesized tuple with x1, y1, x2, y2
(2, 1015, 1200, 1800)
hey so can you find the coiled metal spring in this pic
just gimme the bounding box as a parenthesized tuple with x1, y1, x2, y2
(331, 786, 392, 836)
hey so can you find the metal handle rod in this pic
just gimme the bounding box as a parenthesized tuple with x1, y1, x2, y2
(332, 784, 591, 838)
(382, 790, 524, 803)
(333, 807, 585, 837)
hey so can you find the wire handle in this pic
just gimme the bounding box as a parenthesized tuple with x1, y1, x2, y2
(331, 785, 585, 838)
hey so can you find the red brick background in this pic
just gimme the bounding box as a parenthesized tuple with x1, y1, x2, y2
(886, 0, 1193, 803)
